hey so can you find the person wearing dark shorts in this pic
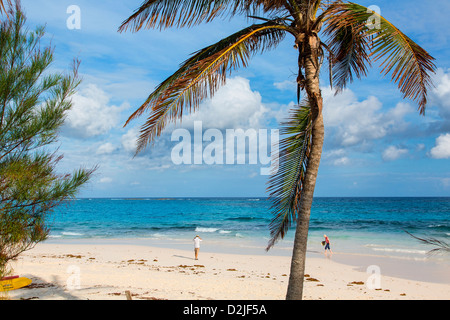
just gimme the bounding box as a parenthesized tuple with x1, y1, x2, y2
(324, 234, 333, 255)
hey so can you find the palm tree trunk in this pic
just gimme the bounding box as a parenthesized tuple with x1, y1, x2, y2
(286, 36, 324, 300)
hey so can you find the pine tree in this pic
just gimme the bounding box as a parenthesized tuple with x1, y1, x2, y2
(0, 3, 95, 278)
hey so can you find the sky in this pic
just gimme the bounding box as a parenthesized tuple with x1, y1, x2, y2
(15, 0, 450, 198)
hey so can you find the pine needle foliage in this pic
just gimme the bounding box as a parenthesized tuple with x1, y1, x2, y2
(0, 4, 95, 278)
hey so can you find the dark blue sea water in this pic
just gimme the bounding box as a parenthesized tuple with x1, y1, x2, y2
(46, 197, 450, 261)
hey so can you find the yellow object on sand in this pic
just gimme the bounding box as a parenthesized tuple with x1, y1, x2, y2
(0, 277, 32, 291)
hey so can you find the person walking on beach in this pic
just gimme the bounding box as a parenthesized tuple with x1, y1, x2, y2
(323, 234, 333, 255)
(193, 235, 202, 260)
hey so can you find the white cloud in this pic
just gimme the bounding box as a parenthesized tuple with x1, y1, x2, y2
(427, 68, 450, 132)
(382, 146, 409, 161)
(325, 149, 346, 157)
(431, 68, 450, 108)
(386, 102, 414, 120)
(121, 127, 139, 154)
(180, 77, 269, 130)
(248, 172, 258, 178)
(274, 80, 296, 91)
(270, 101, 295, 125)
(430, 133, 450, 159)
(322, 88, 385, 146)
(416, 143, 425, 151)
(120, 126, 174, 166)
(322, 87, 414, 148)
(333, 157, 351, 166)
(99, 177, 113, 183)
(118, 77, 271, 159)
(96, 142, 116, 155)
(63, 84, 128, 138)
(323, 148, 351, 166)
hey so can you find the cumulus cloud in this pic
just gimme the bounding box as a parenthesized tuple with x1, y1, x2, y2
(180, 77, 269, 130)
(430, 133, 450, 159)
(63, 84, 129, 138)
(121, 127, 139, 154)
(120, 77, 270, 152)
(273, 80, 296, 91)
(385, 102, 414, 120)
(427, 68, 450, 132)
(333, 156, 351, 166)
(322, 88, 385, 146)
(99, 177, 113, 183)
(382, 146, 409, 161)
(322, 87, 414, 148)
(120, 126, 175, 166)
(431, 68, 450, 109)
(96, 142, 116, 155)
(323, 148, 352, 166)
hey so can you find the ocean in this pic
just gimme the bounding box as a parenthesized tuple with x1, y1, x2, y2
(46, 197, 450, 264)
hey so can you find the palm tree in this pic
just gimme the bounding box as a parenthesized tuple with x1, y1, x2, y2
(119, 0, 435, 300)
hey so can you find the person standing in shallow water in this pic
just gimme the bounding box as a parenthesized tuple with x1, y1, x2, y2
(193, 235, 202, 260)
(323, 234, 333, 255)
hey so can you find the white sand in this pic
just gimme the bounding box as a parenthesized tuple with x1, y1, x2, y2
(4, 242, 449, 300)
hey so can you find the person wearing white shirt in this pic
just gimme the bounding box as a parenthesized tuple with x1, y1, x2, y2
(193, 235, 202, 260)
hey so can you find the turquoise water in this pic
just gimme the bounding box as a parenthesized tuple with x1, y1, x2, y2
(46, 197, 450, 262)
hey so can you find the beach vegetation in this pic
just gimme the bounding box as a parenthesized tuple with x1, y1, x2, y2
(119, 0, 435, 299)
(0, 3, 95, 279)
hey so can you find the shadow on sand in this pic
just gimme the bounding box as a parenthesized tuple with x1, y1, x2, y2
(172, 254, 195, 260)
(7, 274, 115, 300)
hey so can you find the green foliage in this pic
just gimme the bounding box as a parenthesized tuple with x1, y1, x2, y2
(118, 0, 288, 32)
(121, 0, 436, 250)
(323, 2, 435, 114)
(125, 20, 290, 153)
(0, 5, 94, 278)
(266, 102, 312, 250)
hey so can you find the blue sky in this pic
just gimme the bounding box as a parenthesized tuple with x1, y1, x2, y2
(18, 0, 450, 197)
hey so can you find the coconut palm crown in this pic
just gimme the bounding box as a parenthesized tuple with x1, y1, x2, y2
(119, 0, 436, 299)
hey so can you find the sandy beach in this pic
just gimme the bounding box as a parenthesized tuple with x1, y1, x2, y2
(3, 240, 449, 300)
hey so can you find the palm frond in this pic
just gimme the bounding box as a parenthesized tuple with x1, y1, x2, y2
(119, 0, 232, 31)
(405, 231, 450, 256)
(118, 0, 289, 32)
(125, 21, 290, 153)
(266, 101, 312, 250)
(249, 0, 292, 15)
(323, 1, 436, 113)
(323, 11, 371, 91)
